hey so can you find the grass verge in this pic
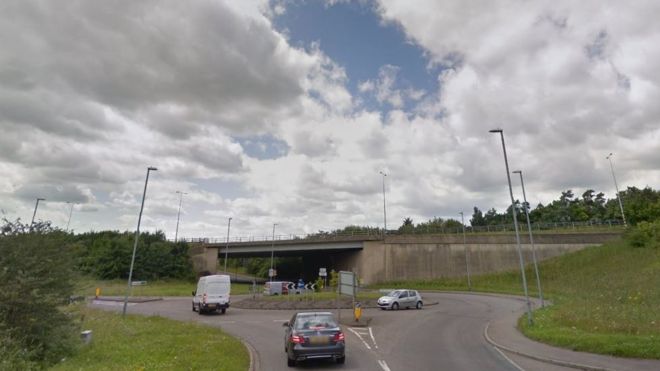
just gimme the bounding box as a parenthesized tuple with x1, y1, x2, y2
(76, 278, 253, 297)
(53, 307, 249, 371)
(372, 238, 660, 359)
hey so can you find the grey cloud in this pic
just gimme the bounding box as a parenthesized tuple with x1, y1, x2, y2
(14, 184, 93, 203)
(0, 0, 308, 138)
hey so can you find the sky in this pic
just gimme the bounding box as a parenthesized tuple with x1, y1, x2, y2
(0, 0, 658, 240)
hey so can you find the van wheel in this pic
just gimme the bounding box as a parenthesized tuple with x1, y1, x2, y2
(221, 308, 226, 314)
(416, 301, 423, 310)
(336, 356, 345, 364)
(391, 302, 399, 310)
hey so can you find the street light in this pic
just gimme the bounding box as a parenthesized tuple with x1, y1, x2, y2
(223, 217, 232, 272)
(379, 170, 388, 235)
(123, 166, 157, 317)
(65, 202, 74, 232)
(489, 128, 533, 325)
(606, 153, 627, 227)
(270, 223, 278, 282)
(459, 211, 472, 291)
(30, 197, 45, 230)
(513, 170, 544, 307)
(174, 191, 187, 242)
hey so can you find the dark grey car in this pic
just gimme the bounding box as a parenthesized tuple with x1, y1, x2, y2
(283, 311, 345, 367)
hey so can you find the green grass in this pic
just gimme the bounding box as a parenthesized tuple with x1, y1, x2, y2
(52, 307, 249, 371)
(372, 238, 660, 359)
(75, 278, 253, 297)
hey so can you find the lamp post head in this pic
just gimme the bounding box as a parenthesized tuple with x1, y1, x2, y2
(37, 197, 45, 201)
(148, 167, 158, 171)
(512, 170, 522, 174)
(606, 153, 613, 159)
(489, 128, 503, 133)
(459, 211, 463, 216)
(379, 170, 387, 176)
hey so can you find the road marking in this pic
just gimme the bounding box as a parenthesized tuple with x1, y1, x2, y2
(377, 360, 391, 371)
(492, 347, 526, 371)
(347, 327, 371, 350)
(272, 319, 288, 322)
(368, 327, 378, 349)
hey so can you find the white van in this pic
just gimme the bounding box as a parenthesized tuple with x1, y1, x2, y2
(192, 275, 231, 314)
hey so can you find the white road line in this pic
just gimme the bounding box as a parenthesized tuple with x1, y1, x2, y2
(377, 360, 392, 371)
(347, 327, 371, 350)
(272, 319, 288, 322)
(368, 327, 378, 349)
(492, 346, 526, 371)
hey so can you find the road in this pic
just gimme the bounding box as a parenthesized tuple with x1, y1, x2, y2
(91, 293, 571, 371)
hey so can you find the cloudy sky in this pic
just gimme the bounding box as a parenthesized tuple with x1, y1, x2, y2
(1, 0, 658, 239)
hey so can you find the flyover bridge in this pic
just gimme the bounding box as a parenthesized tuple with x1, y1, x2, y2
(186, 231, 622, 284)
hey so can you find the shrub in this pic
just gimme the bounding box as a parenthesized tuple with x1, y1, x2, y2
(625, 220, 660, 248)
(0, 220, 79, 368)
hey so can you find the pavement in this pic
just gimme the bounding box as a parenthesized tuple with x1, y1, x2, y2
(480, 295, 660, 371)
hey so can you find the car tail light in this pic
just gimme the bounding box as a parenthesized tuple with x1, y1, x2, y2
(334, 332, 345, 342)
(202, 293, 207, 304)
(291, 334, 304, 344)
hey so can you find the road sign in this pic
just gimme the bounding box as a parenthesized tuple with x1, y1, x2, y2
(268, 268, 276, 277)
(319, 267, 327, 277)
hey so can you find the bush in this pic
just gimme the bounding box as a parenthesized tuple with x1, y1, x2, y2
(625, 220, 660, 248)
(0, 220, 80, 368)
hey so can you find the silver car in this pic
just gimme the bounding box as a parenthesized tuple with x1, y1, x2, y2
(377, 289, 423, 310)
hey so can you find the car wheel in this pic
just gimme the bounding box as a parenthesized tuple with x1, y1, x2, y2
(198, 306, 204, 315)
(192, 303, 196, 312)
(391, 302, 399, 310)
(221, 308, 226, 314)
(416, 301, 423, 310)
(287, 357, 296, 367)
(380, 307, 386, 310)
(336, 356, 346, 364)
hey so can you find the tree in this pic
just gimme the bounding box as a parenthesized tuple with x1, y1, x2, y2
(470, 207, 486, 226)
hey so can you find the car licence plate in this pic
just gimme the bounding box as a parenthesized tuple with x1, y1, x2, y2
(309, 336, 329, 345)
(207, 304, 216, 308)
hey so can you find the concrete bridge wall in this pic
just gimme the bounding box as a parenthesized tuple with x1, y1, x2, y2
(189, 232, 621, 284)
(332, 233, 620, 284)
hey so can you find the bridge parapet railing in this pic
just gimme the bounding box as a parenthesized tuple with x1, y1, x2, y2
(178, 220, 624, 244)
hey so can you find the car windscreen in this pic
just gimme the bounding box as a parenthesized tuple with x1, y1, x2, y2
(386, 290, 402, 297)
(294, 314, 338, 330)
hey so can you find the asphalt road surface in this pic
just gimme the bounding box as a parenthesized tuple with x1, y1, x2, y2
(91, 293, 569, 371)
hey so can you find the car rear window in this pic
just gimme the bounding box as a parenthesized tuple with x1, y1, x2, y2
(295, 314, 338, 330)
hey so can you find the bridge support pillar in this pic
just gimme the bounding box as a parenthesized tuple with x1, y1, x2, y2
(188, 244, 218, 275)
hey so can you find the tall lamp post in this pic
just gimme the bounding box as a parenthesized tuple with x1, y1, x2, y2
(489, 129, 533, 325)
(606, 153, 627, 227)
(30, 197, 45, 230)
(65, 202, 74, 232)
(513, 170, 544, 307)
(270, 223, 278, 282)
(459, 211, 472, 291)
(174, 191, 187, 242)
(123, 166, 157, 317)
(379, 170, 388, 235)
(223, 217, 232, 272)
